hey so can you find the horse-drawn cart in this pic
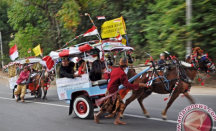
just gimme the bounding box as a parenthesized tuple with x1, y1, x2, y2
(46, 42, 150, 119)
(10, 57, 52, 99)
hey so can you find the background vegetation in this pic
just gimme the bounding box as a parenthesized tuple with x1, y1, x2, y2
(0, 0, 216, 65)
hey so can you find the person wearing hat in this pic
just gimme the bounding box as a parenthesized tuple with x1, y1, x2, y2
(158, 53, 166, 70)
(59, 57, 81, 78)
(94, 57, 147, 125)
(14, 66, 30, 102)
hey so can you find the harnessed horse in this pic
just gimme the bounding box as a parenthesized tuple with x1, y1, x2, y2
(120, 47, 215, 120)
(33, 70, 55, 101)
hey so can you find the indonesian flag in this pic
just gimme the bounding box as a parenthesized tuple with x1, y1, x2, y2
(42, 56, 54, 70)
(114, 19, 121, 22)
(28, 48, 31, 53)
(97, 16, 105, 20)
(9, 45, 18, 61)
(83, 26, 99, 37)
(115, 34, 122, 40)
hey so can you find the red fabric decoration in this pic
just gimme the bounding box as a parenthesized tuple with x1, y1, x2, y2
(119, 89, 131, 99)
(78, 44, 93, 52)
(43, 56, 55, 70)
(198, 78, 201, 81)
(201, 82, 204, 86)
(59, 50, 69, 57)
(164, 98, 168, 101)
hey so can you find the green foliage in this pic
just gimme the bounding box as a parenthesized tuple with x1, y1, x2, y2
(0, 0, 216, 63)
(0, 0, 14, 64)
(189, 0, 216, 58)
(143, 0, 187, 59)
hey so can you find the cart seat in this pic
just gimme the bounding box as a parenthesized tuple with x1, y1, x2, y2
(92, 79, 108, 86)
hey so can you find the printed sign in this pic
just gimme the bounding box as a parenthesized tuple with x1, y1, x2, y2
(56, 74, 90, 100)
(101, 16, 126, 39)
(57, 82, 90, 100)
(56, 74, 89, 87)
(58, 91, 67, 100)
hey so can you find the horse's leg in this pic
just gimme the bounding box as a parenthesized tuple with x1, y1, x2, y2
(137, 91, 152, 118)
(184, 92, 195, 104)
(43, 87, 48, 102)
(121, 89, 143, 117)
(33, 81, 37, 101)
(162, 91, 181, 120)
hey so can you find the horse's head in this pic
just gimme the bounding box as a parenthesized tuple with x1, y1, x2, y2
(127, 68, 136, 79)
(48, 70, 55, 81)
(186, 47, 215, 73)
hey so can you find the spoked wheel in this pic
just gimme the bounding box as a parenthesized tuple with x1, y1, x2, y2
(73, 95, 94, 119)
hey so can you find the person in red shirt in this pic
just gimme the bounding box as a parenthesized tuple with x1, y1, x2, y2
(14, 66, 30, 102)
(94, 57, 146, 125)
(78, 60, 86, 74)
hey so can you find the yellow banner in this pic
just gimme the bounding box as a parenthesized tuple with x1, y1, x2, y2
(101, 16, 126, 39)
(122, 38, 127, 45)
(33, 44, 42, 56)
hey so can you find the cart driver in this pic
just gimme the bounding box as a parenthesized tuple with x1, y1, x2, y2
(59, 57, 81, 78)
(157, 53, 166, 70)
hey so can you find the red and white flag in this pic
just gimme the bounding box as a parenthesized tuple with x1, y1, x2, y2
(97, 16, 105, 20)
(28, 48, 31, 53)
(114, 19, 121, 22)
(9, 45, 19, 61)
(83, 26, 99, 37)
(115, 34, 122, 40)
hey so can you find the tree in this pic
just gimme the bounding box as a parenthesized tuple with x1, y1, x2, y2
(189, 0, 216, 58)
(0, 0, 14, 64)
(143, 0, 187, 59)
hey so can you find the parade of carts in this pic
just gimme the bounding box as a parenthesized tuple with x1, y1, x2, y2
(4, 14, 216, 125)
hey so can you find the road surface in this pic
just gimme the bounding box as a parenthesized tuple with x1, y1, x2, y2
(0, 81, 215, 131)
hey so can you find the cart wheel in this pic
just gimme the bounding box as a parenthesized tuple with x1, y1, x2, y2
(12, 85, 17, 98)
(73, 95, 93, 119)
(12, 89, 15, 98)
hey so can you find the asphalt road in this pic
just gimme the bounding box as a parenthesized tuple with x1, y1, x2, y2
(0, 82, 215, 131)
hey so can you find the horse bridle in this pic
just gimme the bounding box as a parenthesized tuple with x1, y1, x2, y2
(188, 53, 215, 73)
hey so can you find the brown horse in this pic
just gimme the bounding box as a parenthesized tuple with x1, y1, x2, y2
(121, 47, 215, 120)
(33, 70, 54, 101)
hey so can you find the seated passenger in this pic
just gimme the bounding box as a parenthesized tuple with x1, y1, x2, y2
(89, 60, 103, 81)
(78, 60, 86, 75)
(59, 57, 81, 78)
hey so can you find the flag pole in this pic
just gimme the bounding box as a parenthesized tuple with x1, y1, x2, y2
(85, 13, 102, 41)
(61, 33, 84, 49)
(0, 32, 4, 72)
(121, 16, 129, 46)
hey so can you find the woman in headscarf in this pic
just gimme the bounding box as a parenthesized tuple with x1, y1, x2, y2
(94, 57, 146, 125)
